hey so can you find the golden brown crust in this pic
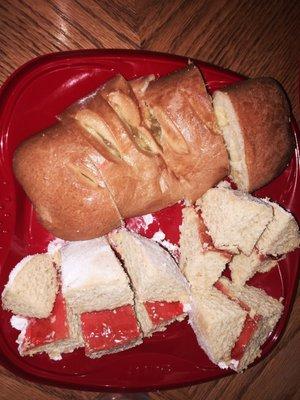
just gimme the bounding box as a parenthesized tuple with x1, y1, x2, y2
(220, 77, 295, 192)
(59, 76, 181, 219)
(144, 65, 229, 201)
(13, 122, 122, 240)
(84, 84, 181, 217)
(129, 75, 156, 130)
(13, 68, 230, 240)
(103, 75, 162, 156)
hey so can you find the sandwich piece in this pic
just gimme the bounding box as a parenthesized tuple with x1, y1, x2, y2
(60, 237, 142, 358)
(198, 187, 273, 255)
(179, 206, 232, 290)
(109, 229, 189, 337)
(143, 65, 229, 202)
(256, 201, 300, 256)
(215, 277, 283, 371)
(213, 77, 295, 192)
(189, 287, 247, 365)
(13, 121, 123, 240)
(60, 237, 134, 313)
(229, 201, 300, 286)
(229, 250, 278, 287)
(11, 292, 83, 360)
(2, 254, 58, 318)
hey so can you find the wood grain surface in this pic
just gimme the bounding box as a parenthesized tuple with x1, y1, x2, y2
(0, 1, 299, 399)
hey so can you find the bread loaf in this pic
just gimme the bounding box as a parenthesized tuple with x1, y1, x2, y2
(13, 67, 294, 241)
(14, 66, 229, 240)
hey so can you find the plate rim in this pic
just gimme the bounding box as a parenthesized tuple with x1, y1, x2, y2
(0, 49, 299, 392)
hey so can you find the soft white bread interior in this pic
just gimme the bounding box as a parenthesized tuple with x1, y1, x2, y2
(60, 237, 133, 313)
(229, 251, 278, 286)
(256, 201, 300, 256)
(179, 206, 230, 290)
(213, 78, 294, 192)
(218, 277, 283, 371)
(109, 229, 189, 303)
(2, 254, 58, 318)
(133, 302, 161, 337)
(213, 90, 248, 189)
(198, 188, 273, 255)
(189, 287, 247, 364)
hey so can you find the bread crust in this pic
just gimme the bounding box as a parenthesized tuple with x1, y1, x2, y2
(77, 79, 181, 217)
(14, 68, 229, 240)
(13, 122, 122, 240)
(144, 65, 229, 201)
(220, 78, 295, 192)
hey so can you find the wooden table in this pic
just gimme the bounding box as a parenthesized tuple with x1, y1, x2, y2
(0, 1, 299, 399)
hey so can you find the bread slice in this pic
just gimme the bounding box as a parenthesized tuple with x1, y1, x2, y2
(179, 206, 231, 290)
(229, 201, 299, 286)
(229, 250, 278, 286)
(198, 188, 273, 255)
(256, 201, 300, 256)
(60, 237, 134, 313)
(13, 121, 122, 240)
(213, 77, 294, 192)
(143, 65, 229, 202)
(189, 287, 247, 364)
(216, 277, 283, 371)
(2, 254, 58, 318)
(109, 229, 189, 336)
(12, 295, 83, 360)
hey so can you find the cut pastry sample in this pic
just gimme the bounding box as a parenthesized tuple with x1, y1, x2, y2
(109, 229, 189, 337)
(14, 293, 83, 360)
(59, 236, 142, 358)
(2, 254, 58, 318)
(179, 206, 231, 290)
(198, 187, 273, 256)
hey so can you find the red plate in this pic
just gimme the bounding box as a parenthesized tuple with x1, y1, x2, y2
(0, 50, 299, 391)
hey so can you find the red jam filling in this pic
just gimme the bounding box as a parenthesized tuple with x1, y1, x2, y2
(255, 247, 282, 262)
(214, 280, 263, 360)
(81, 305, 140, 353)
(214, 281, 251, 312)
(22, 293, 69, 351)
(197, 212, 232, 260)
(231, 314, 262, 360)
(144, 301, 184, 325)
